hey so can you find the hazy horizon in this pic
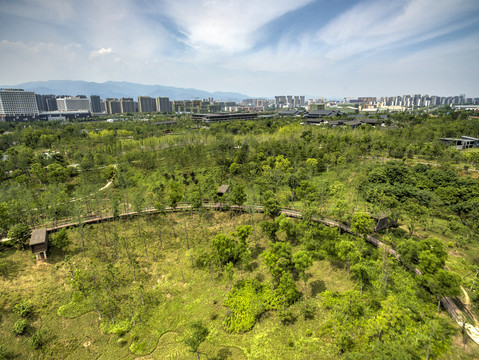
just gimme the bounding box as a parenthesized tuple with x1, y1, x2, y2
(1, 0, 479, 98)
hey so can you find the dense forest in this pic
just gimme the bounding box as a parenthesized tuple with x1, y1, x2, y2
(1, 110, 479, 359)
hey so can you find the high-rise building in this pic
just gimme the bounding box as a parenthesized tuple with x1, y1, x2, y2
(35, 94, 57, 112)
(156, 97, 172, 112)
(275, 96, 286, 106)
(120, 97, 136, 113)
(0, 89, 39, 116)
(90, 95, 102, 113)
(56, 97, 90, 112)
(46, 97, 58, 111)
(35, 94, 48, 112)
(104, 98, 121, 114)
(287, 95, 293, 107)
(138, 96, 157, 113)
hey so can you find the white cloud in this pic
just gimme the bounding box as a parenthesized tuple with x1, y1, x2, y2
(161, 0, 314, 54)
(315, 0, 479, 61)
(90, 48, 113, 58)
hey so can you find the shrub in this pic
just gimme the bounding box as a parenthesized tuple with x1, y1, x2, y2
(30, 329, 46, 349)
(14, 301, 32, 318)
(194, 250, 212, 269)
(305, 329, 313, 337)
(302, 302, 315, 320)
(0, 344, 13, 359)
(223, 280, 268, 333)
(278, 308, 297, 325)
(13, 320, 27, 335)
(109, 320, 131, 336)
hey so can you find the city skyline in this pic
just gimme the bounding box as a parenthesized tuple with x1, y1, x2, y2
(1, 0, 479, 97)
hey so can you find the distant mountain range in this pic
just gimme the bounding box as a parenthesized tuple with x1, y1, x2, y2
(2, 80, 250, 102)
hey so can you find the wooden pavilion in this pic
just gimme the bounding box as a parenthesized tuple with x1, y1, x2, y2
(30, 228, 48, 260)
(217, 185, 230, 197)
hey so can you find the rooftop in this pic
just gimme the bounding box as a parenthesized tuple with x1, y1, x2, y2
(30, 228, 47, 246)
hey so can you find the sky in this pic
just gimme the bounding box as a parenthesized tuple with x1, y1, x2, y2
(1, 0, 479, 98)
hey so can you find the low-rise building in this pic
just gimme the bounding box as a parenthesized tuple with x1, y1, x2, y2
(30, 228, 48, 260)
(191, 113, 258, 122)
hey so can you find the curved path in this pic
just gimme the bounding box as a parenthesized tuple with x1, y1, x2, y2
(22, 202, 479, 344)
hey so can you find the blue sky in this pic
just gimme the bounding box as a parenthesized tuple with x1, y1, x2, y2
(1, 0, 478, 97)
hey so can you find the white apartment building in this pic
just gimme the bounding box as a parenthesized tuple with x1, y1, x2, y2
(56, 97, 91, 112)
(0, 88, 39, 115)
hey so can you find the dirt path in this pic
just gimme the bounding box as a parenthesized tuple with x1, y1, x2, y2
(462, 286, 472, 306)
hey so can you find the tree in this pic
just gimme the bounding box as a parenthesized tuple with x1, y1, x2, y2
(426, 269, 461, 313)
(167, 181, 183, 209)
(51, 228, 71, 255)
(7, 223, 30, 249)
(212, 233, 245, 266)
(189, 184, 203, 210)
(262, 190, 281, 219)
(260, 220, 279, 242)
(305, 157, 318, 177)
(402, 199, 428, 237)
(293, 250, 313, 290)
(0, 202, 13, 235)
(262, 242, 293, 283)
(102, 164, 117, 181)
(233, 225, 252, 247)
(351, 212, 374, 240)
(278, 215, 299, 243)
(275, 272, 301, 307)
(337, 239, 361, 271)
(350, 262, 372, 292)
(111, 197, 120, 219)
(231, 183, 247, 207)
(418, 250, 443, 275)
(184, 320, 209, 359)
(397, 239, 421, 269)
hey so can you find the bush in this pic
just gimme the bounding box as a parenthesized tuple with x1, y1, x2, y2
(302, 302, 315, 320)
(278, 308, 297, 325)
(193, 250, 212, 269)
(117, 337, 127, 347)
(337, 333, 354, 354)
(305, 329, 313, 337)
(0, 260, 10, 277)
(223, 280, 269, 333)
(30, 329, 46, 349)
(0, 344, 13, 359)
(14, 301, 32, 318)
(13, 319, 27, 335)
(109, 320, 131, 336)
